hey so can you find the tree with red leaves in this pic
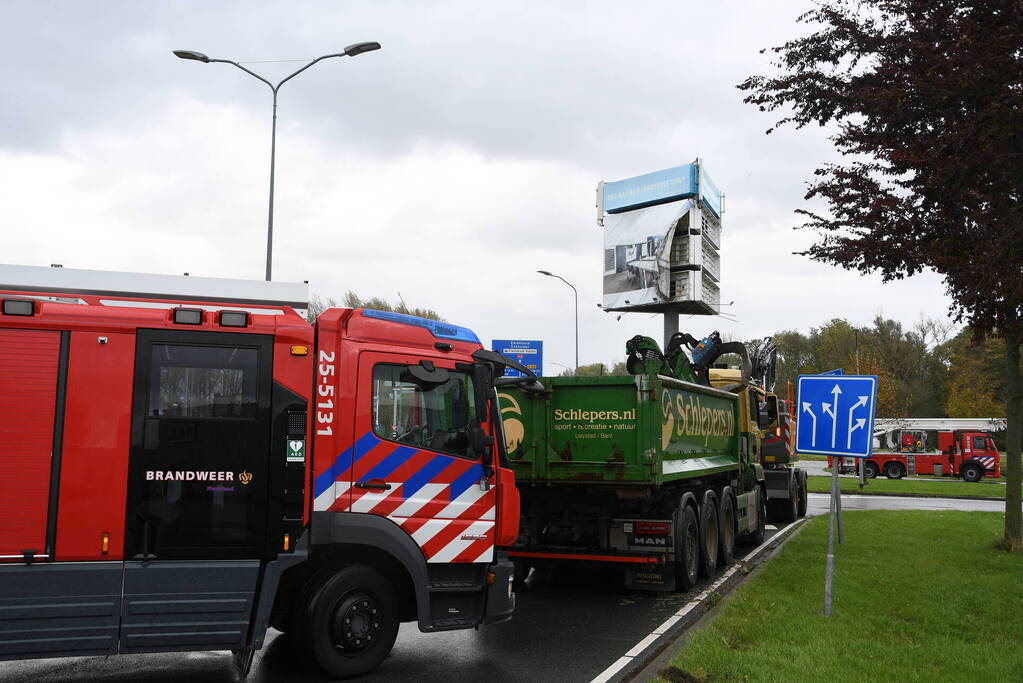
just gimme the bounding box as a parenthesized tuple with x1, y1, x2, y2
(740, 0, 1022, 550)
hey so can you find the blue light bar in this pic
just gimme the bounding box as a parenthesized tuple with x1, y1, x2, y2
(361, 309, 481, 343)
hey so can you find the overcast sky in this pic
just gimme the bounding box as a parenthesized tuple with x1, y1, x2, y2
(0, 1, 956, 371)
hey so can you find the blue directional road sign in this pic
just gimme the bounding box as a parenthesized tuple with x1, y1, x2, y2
(492, 339, 543, 378)
(796, 374, 878, 457)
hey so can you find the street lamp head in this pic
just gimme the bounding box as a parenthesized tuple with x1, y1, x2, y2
(344, 41, 381, 57)
(537, 270, 553, 276)
(173, 50, 210, 63)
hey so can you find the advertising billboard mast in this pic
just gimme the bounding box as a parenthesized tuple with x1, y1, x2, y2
(596, 159, 723, 347)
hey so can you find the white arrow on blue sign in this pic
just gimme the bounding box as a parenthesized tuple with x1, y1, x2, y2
(796, 374, 878, 457)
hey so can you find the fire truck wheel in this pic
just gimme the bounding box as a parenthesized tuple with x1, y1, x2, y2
(749, 487, 767, 546)
(883, 461, 905, 479)
(864, 462, 879, 479)
(675, 504, 700, 590)
(717, 488, 736, 566)
(961, 463, 984, 483)
(699, 493, 720, 578)
(305, 565, 400, 678)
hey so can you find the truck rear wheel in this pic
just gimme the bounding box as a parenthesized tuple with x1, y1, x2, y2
(698, 493, 719, 578)
(303, 565, 400, 679)
(748, 487, 767, 546)
(675, 505, 699, 590)
(797, 471, 808, 518)
(864, 461, 879, 479)
(718, 488, 736, 566)
(767, 477, 799, 524)
(961, 463, 984, 483)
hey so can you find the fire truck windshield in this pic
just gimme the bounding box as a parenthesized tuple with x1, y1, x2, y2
(372, 363, 477, 458)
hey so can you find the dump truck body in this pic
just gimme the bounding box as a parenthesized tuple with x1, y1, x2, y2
(500, 373, 769, 591)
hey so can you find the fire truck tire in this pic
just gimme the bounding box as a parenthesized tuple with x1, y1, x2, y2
(698, 492, 720, 578)
(883, 461, 905, 479)
(718, 488, 736, 566)
(675, 504, 700, 590)
(797, 471, 808, 518)
(748, 486, 767, 546)
(961, 463, 984, 483)
(304, 565, 400, 678)
(864, 461, 879, 479)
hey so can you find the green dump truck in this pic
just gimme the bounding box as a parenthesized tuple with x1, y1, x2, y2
(498, 332, 806, 591)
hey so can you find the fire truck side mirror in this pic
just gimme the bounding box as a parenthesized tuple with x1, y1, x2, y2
(469, 423, 492, 470)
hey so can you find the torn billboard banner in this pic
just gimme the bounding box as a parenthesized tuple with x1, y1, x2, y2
(599, 160, 723, 315)
(601, 200, 720, 313)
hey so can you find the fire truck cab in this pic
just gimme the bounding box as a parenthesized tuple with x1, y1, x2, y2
(0, 265, 521, 677)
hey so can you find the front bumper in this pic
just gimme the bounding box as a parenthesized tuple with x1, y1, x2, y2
(482, 552, 515, 625)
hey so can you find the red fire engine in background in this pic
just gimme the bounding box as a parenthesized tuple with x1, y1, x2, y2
(828, 418, 1005, 482)
(0, 264, 532, 677)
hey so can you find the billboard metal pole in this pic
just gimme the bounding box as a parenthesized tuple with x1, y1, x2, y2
(663, 311, 679, 351)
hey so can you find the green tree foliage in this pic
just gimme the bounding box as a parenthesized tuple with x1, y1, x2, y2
(943, 330, 1006, 418)
(306, 292, 445, 322)
(741, 0, 1023, 549)
(773, 317, 950, 418)
(560, 362, 628, 377)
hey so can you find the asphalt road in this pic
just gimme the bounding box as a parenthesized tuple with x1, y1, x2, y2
(0, 529, 786, 683)
(1, 492, 1002, 683)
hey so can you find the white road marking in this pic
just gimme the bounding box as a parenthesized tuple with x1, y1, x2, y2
(590, 657, 633, 683)
(589, 519, 804, 683)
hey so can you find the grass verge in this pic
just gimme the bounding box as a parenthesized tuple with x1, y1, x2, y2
(659, 511, 1022, 682)
(806, 475, 1005, 499)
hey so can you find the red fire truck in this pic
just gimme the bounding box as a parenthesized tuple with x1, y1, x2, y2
(829, 418, 1005, 482)
(0, 264, 528, 677)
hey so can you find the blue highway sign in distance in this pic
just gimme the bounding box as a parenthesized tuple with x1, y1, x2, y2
(796, 374, 878, 457)
(492, 339, 543, 378)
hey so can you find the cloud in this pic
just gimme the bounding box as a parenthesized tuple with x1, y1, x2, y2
(0, 0, 959, 372)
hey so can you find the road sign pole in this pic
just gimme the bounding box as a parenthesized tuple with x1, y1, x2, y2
(824, 462, 837, 616)
(836, 463, 844, 545)
(858, 457, 865, 491)
(797, 374, 878, 617)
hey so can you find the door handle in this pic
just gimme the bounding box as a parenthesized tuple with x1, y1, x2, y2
(132, 519, 158, 560)
(355, 480, 391, 490)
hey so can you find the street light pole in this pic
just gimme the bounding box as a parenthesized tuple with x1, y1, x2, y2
(173, 43, 381, 281)
(537, 270, 578, 374)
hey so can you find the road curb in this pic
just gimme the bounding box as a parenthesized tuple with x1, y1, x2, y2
(808, 490, 1005, 502)
(589, 518, 810, 683)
